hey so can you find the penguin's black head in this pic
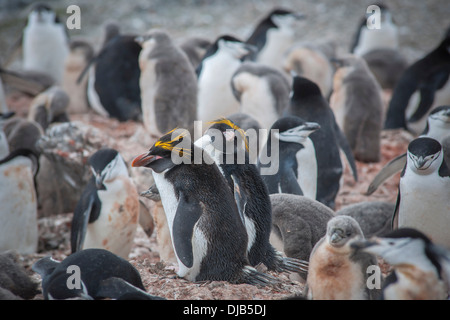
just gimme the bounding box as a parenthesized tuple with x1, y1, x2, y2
(89, 148, 122, 190)
(429, 105, 450, 123)
(351, 228, 443, 275)
(197, 118, 249, 159)
(132, 128, 192, 173)
(28, 3, 58, 24)
(267, 8, 305, 27)
(270, 116, 320, 145)
(291, 76, 322, 100)
(407, 137, 442, 172)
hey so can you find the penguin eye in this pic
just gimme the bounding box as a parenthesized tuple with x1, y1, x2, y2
(210, 136, 216, 143)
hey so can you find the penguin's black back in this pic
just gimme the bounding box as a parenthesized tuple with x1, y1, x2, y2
(94, 35, 142, 122)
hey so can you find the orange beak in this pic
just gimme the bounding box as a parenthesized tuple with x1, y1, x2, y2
(131, 153, 155, 167)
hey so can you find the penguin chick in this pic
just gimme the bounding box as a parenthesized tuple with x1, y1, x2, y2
(259, 116, 321, 200)
(0, 251, 40, 300)
(32, 248, 149, 300)
(246, 8, 305, 71)
(330, 54, 384, 163)
(22, 3, 69, 84)
(352, 228, 449, 300)
(362, 48, 409, 91)
(367, 105, 450, 195)
(71, 148, 139, 259)
(132, 128, 276, 285)
(179, 36, 212, 69)
(384, 26, 450, 134)
(195, 119, 308, 274)
(283, 45, 334, 98)
(336, 201, 394, 238)
(392, 137, 450, 247)
(3, 117, 43, 155)
(27, 86, 70, 131)
(137, 29, 197, 137)
(270, 193, 334, 265)
(231, 61, 290, 131)
(306, 215, 380, 300)
(0, 138, 39, 254)
(350, 4, 399, 57)
(196, 35, 256, 124)
(63, 40, 94, 115)
(284, 76, 358, 209)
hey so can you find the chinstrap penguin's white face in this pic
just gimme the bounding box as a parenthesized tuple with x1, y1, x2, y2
(218, 39, 252, 60)
(91, 154, 128, 189)
(28, 9, 56, 25)
(408, 149, 442, 172)
(275, 122, 320, 145)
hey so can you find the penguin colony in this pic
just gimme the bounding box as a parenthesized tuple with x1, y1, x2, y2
(0, 2, 449, 301)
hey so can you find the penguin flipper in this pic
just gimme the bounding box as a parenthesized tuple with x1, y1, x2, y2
(408, 70, 450, 123)
(96, 277, 166, 300)
(366, 153, 407, 195)
(280, 168, 304, 195)
(172, 191, 202, 269)
(230, 174, 248, 226)
(335, 123, 358, 181)
(71, 185, 101, 253)
(391, 189, 401, 230)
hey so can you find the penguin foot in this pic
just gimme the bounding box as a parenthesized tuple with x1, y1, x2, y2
(241, 266, 279, 286)
(280, 257, 309, 274)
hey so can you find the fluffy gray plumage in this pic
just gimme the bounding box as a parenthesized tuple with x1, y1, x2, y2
(336, 201, 394, 238)
(270, 193, 334, 262)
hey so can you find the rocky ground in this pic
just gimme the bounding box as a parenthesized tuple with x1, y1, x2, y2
(0, 0, 447, 301)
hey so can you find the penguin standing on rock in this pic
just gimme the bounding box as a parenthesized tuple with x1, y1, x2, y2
(246, 8, 305, 71)
(231, 61, 291, 131)
(306, 216, 381, 300)
(132, 129, 276, 285)
(284, 76, 358, 209)
(137, 29, 197, 137)
(22, 3, 69, 84)
(196, 35, 255, 124)
(384, 27, 450, 134)
(330, 55, 384, 163)
(352, 228, 450, 300)
(195, 119, 308, 274)
(391, 137, 450, 247)
(71, 148, 139, 259)
(32, 248, 163, 300)
(259, 116, 320, 200)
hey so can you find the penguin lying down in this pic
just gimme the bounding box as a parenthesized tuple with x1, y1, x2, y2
(32, 248, 164, 300)
(132, 127, 308, 285)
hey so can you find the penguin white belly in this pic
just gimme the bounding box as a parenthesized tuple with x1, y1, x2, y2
(257, 28, 293, 71)
(87, 67, 109, 117)
(23, 24, 68, 83)
(83, 177, 139, 259)
(353, 26, 398, 56)
(0, 157, 38, 254)
(398, 173, 450, 247)
(152, 170, 208, 279)
(197, 55, 241, 123)
(238, 75, 279, 130)
(296, 138, 317, 200)
(244, 216, 256, 253)
(139, 59, 160, 137)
